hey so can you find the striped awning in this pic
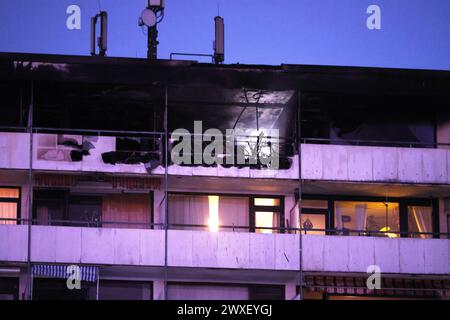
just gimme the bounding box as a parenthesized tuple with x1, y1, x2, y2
(32, 264, 98, 282)
(304, 275, 450, 298)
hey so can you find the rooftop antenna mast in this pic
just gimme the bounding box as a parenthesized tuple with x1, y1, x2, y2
(169, 11, 225, 64)
(90, 11, 108, 56)
(213, 16, 225, 64)
(139, 0, 165, 60)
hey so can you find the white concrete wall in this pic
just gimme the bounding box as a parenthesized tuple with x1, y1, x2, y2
(0, 225, 165, 266)
(1, 225, 449, 275)
(303, 235, 450, 275)
(0, 133, 29, 169)
(301, 144, 450, 184)
(167, 230, 299, 271)
(29, 226, 165, 266)
(0, 225, 28, 262)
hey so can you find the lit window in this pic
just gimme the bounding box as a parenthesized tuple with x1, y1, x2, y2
(0, 187, 20, 225)
(254, 198, 280, 206)
(408, 206, 433, 239)
(334, 201, 399, 237)
(253, 197, 282, 234)
(208, 196, 219, 232)
(301, 214, 326, 235)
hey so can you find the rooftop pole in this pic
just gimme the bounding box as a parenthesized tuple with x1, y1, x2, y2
(140, 1, 165, 61)
(163, 85, 169, 299)
(297, 90, 304, 300)
(147, 10, 158, 60)
(25, 81, 34, 300)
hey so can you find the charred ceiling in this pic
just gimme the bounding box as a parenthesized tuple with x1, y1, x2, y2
(1, 52, 450, 95)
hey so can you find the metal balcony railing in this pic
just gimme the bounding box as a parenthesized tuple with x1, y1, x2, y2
(301, 137, 450, 149)
(3, 217, 448, 239)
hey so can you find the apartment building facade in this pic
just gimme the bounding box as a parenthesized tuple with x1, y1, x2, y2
(0, 52, 449, 300)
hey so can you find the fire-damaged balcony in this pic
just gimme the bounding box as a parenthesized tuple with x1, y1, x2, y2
(0, 130, 297, 177)
(1, 130, 450, 184)
(1, 225, 448, 275)
(2, 55, 450, 183)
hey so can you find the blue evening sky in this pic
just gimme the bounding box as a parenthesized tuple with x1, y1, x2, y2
(0, 0, 449, 70)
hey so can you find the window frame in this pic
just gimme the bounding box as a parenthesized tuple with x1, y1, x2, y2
(167, 281, 285, 300)
(0, 186, 21, 225)
(250, 195, 285, 234)
(33, 188, 154, 229)
(303, 194, 439, 238)
(168, 192, 285, 233)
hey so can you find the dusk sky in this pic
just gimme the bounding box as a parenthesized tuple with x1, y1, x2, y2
(0, 0, 449, 70)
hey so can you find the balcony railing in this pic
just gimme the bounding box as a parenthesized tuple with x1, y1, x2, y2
(301, 137, 450, 149)
(0, 126, 297, 172)
(3, 218, 448, 239)
(1, 220, 448, 275)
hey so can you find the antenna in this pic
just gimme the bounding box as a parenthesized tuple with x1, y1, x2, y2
(139, 0, 165, 60)
(90, 11, 108, 56)
(169, 14, 225, 64)
(213, 16, 225, 64)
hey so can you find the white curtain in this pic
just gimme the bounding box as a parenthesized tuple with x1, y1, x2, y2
(0, 203, 17, 225)
(168, 195, 209, 230)
(354, 204, 367, 232)
(0, 188, 19, 225)
(255, 211, 280, 234)
(168, 284, 249, 300)
(409, 206, 432, 238)
(335, 202, 367, 235)
(219, 196, 249, 232)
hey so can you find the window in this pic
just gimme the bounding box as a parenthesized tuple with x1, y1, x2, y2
(33, 278, 93, 300)
(301, 200, 328, 235)
(168, 194, 249, 232)
(168, 283, 249, 300)
(408, 206, 433, 239)
(33, 278, 152, 300)
(253, 197, 283, 234)
(334, 201, 400, 237)
(168, 194, 283, 233)
(167, 283, 284, 300)
(34, 190, 152, 228)
(34, 190, 66, 226)
(97, 280, 152, 300)
(68, 196, 102, 227)
(0, 277, 19, 300)
(0, 187, 20, 225)
(301, 93, 437, 148)
(248, 285, 285, 300)
(302, 196, 438, 238)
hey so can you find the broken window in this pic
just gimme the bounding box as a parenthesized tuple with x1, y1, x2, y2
(301, 93, 437, 147)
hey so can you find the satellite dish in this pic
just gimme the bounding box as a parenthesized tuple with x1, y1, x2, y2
(140, 8, 156, 27)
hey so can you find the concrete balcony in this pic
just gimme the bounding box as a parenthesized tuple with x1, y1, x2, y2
(303, 235, 450, 275)
(301, 144, 450, 184)
(0, 132, 298, 178)
(167, 230, 299, 270)
(1, 225, 448, 275)
(0, 225, 298, 271)
(0, 225, 165, 266)
(1, 132, 450, 185)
